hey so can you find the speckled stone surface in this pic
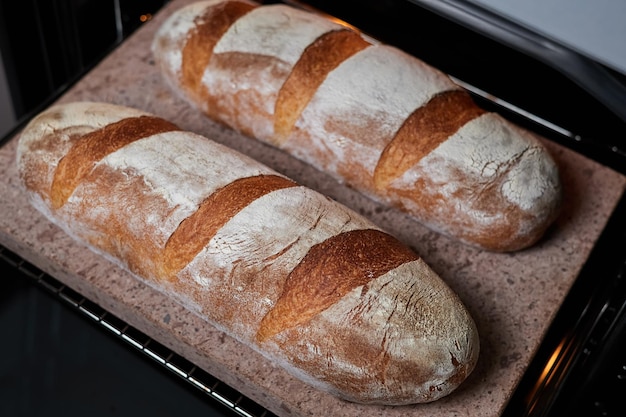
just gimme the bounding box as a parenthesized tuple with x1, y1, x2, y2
(1, 1, 625, 416)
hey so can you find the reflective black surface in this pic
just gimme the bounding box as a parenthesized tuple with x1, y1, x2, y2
(1, 254, 245, 417)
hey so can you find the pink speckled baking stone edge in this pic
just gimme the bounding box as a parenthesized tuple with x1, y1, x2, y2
(1, 1, 625, 416)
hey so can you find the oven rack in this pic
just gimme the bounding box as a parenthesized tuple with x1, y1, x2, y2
(0, 244, 278, 417)
(502, 190, 626, 417)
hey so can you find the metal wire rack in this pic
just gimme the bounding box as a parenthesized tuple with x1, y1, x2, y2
(0, 244, 278, 417)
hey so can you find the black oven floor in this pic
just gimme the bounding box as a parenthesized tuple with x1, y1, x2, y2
(1, 263, 242, 417)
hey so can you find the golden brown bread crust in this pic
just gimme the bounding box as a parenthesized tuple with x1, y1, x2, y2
(374, 90, 486, 190)
(370, 90, 539, 251)
(18, 101, 479, 405)
(162, 174, 297, 277)
(256, 229, 418, 342)
(50, 116, 179, 209)
(153, 1, 563, 252)
(273, 29, 371, 143)
(271, 255, 476, 404)
(82, 162, 170, 277)
(181, 1, 255, 102)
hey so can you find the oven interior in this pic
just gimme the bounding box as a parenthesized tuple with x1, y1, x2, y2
(1, 1, 625, 416)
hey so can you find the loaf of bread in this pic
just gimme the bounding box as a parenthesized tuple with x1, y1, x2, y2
(17, 101, 479, 405)
(152, 0, 563, 252)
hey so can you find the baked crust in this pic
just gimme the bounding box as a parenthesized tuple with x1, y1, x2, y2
(153, 0, 563, 252)
(17, 101, 480, 405)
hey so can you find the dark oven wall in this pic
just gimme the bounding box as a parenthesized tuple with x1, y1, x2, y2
(0, 0, 169, 137)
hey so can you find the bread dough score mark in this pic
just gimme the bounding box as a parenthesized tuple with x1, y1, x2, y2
(181, 0, 256, 99)
(49, 116, 180, 209)
(373, 90, 486, 190)
(255, 229, 419, 342)
(273, 29, 371, 143)
(162, 174, 298, 278)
